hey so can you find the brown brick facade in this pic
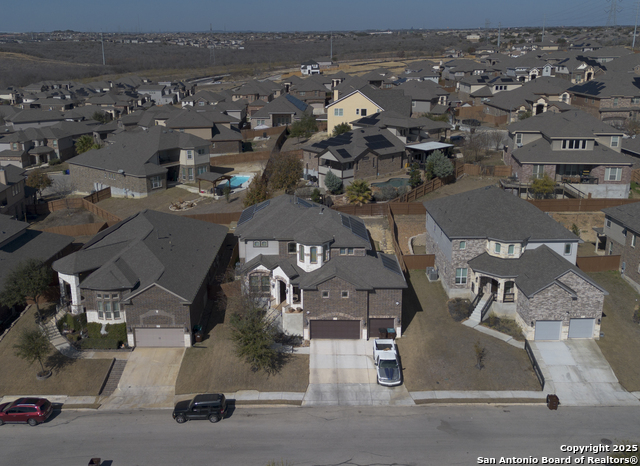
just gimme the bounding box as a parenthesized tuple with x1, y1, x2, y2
(70, 164, 165, 197)
(211, 140, 242, 155)
(354, 151, 406, 179)
(304, 278, 368, 321)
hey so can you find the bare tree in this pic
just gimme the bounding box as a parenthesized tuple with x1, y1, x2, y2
(50, 175, 77, 199)
(462, 132, 489, 163)
(486, 130, 506, 151)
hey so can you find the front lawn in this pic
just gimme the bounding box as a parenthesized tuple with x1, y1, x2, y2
(397, 271, 540, 392)
(589, 271, 640, 392)
(0, 305, 112, 396)
(175, 285, 309, 395)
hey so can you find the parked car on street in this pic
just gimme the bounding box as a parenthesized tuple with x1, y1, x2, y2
(0, 398, 53, 426)
(373, 339, 402, 386)
(172, 394, 227, 424)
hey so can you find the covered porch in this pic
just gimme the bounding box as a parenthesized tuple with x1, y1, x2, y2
(406, 141, 454, 164)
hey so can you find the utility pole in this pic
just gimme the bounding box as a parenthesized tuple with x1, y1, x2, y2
(485, 19, 491, 45)
(330, 33, 333, 62)
(606, 0, 622, 27)
(542, 15, 546, 43)
(101, 32, 106, 66)
(498, 22, 501, 50)
(634, 1, 640, 50)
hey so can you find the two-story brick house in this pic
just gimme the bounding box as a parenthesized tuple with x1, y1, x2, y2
(52, 210, 228, 347)
(68, 126, 212, 197)
(424, 186, 607, 340)
(504, 110, 634, 199)
(601, 202, 640, 293)
(0, 165, 32, 219)
(235, 195, 407, 340)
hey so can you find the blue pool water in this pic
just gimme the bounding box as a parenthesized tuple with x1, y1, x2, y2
(220, 176, 250, 189)
(371, 178, 410, 189)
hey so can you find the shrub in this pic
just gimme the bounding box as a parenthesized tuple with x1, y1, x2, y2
(48, 158, 62, 166)
(106, 323, 126, 343)
(324, 170, 343, 194)
(87, 322, 103, 339)
(332, 123, 351, 137)
(408, 163, 422, 189)
(310, 188, 321, 203)
(425, 150, 454, 180)
(374, 186, 398, 202)
(78, 338, 119, 350)
(345, 180, 372, 206)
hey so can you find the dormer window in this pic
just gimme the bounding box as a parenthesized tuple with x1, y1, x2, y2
(515, 134, 523, 146)
(494, 243, 501, 254)
(611, 136, 620, 148)
(310, 247, 318, 263)
(508, 245, 515, 255)
(299, 245, 304, 262)
(562, 139, 587, 149)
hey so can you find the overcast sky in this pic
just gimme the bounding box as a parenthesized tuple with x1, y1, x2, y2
(2, 0, 626, 33)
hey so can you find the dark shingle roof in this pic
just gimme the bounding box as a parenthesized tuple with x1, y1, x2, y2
(52, 210, 228, 302)
(423, 186, 577, 242)
(512, 139, 633, 165)
(304, 126, 405, 163)
(603, 201, 640, 234)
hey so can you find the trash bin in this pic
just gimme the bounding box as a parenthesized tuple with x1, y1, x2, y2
(65, 169, 70, 175)
(378, 328, 388, 339)
(194, 332, 203, 343)
(88, 459, 101, 466)
(546, 394, 559, 410)
(387, 328, 396, 340)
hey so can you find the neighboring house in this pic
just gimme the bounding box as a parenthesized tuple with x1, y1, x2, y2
(360, 69, 396, 89)
(163, 108, 242, 155)
(251, 94, 311, 128)
(396, 80, 450, 115)
(288, 77, 330, 115)
(504, 110, 633, 199)
(232, 80, 278, 102)
(301, 60, 320, 75)
(424, 186, 607, 340)
(52, 210, 228, 348)
(0, 214, 74, 325)
(441, 59, 490, 86)
(601, 202, 640, 292)
(0, 165, 32, 219)
(351, 110, 450, 144)
(67, 126, 211, 197)
(5, 110, 68, 130)
(403, 60, 440, 83)
(326, 86, 411, 135)
(235, 195, 407, 340)
(302, 126, 406, 187)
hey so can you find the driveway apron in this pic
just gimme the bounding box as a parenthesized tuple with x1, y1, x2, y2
(100, 348, 185, 410)
(303, 340, 414, 406)
(532, 340, 640, 406)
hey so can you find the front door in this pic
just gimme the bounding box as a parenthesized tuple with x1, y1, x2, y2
(278, 280, 287, 304)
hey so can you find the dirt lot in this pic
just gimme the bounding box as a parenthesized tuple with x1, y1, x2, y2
(394, 214, 427, 255)
(397, 271, 540, 392)
(550, 212, 605, 244)
(29, 208, 106, 230)
(415, 176, 501, 203)
(175, 285, 309, 395)
(590, 271, 640, 392)
(0, 305, 112, 397)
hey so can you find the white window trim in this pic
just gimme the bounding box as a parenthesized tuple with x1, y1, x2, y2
(459, 241, 466, 250)
(605, 167, 622, 182)
(322, 290, 329, 298)
(632, 235, 637, 248)
(341, 291, 349, 298)
(455, 268, 468, 285)
(564, 243, 572, 255)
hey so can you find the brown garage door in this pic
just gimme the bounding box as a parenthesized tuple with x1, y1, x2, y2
(310, 320, 360, 339)
(135, 328, 186, 347)
(369, 318, 395, 338)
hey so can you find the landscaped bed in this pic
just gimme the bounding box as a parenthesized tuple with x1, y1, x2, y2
(590, 271, 640, 392)
(57, 313, 127, 349)
(0, 305, 112, 396)
(397, 271, 540, 392)
(481, 314, 525, 342)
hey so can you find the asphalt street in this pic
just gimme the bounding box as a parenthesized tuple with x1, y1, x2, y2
(2, 405, 638, 466)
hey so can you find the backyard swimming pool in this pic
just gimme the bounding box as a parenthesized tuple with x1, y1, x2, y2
(220, 176, 250, 189)
(371, 178, 410, 189)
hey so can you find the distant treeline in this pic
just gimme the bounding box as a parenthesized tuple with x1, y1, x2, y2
(0, 32, 463, 87)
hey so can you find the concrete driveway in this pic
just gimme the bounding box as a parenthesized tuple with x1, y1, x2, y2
(532, 340, 640, 407)
(100, 347, 185, 410)
(303, 340, 414, 406)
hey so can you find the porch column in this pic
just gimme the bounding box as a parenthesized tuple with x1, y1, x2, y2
(58, 272, 83, 314)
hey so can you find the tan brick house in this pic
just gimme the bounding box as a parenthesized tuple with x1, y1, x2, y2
(52, 210, 228, 347)
(235, 195, 407, 340)
(601, 202, 640, 293)
(424, 186, 607, 340)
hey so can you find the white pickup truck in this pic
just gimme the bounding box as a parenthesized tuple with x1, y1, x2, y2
(372, 339, 402, 386)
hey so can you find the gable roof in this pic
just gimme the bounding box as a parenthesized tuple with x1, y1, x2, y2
(52, 210, 228, 302)
(602, 201, 640, 234)
(304, 126, 405, 163)
(252, 94, 309, 118)
(508, 109, 623, 137)
(423, 186, 578, 242)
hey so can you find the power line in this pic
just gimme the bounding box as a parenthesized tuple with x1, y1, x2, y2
(606, 0, 623, 26)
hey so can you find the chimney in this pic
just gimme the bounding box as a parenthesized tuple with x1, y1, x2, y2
(333, 89, 339, 102)
(0, 166, 5, 186)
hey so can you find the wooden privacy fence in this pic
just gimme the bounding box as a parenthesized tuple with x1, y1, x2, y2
(210, 151, 271, 165)
(576, 255, 621, 273)
(528, 198, 640, 213)
(403, 255, 435, 269)
(26, 187, 121, 222)
(43, 222, 110, 237)
(83, 187, 112, 204)
(332, 203, 390, 216)
(461, 164, 511, 177)
(632, 169, 640, 184)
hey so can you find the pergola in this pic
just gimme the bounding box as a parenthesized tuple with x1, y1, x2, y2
(196, 171, 233, 194)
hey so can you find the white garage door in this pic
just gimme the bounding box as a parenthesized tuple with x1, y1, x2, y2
(534, 320, 562, 341)
(135, 328, 186, 347)
(568, 318, 595, 339)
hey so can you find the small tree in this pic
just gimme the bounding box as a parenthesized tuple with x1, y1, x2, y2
(268, 152, 303, 193)
(462, 132, 489, 163)
(425, 150, 454, 180)
(408, 162, 423, 189)
(486, 130, 506, 150)
(228, 292, 279, 373)
(74, 134, 101, 155)
(310, 188, 321, 203)
(474, 341, 486, 370)
(26, 170, 52, 200)
(531, 174, 555, 199)
(345, 179, 372, 206)
(288, 113, 318, 142)
(324, 170, 343, 194)
(518, 110, 533, 120)
(14, 329, 51, 377)
(332, 123, 351, 137)
(0, 259, 52, 322)
(243, 174, 269, 208)
(91, 111, 109, 124)
(223, 185, 231, 203)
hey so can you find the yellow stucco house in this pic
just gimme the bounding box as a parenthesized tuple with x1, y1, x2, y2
(326, 87, 412, 134)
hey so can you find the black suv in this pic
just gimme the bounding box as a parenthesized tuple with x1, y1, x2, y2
(172, 394, 227, 424)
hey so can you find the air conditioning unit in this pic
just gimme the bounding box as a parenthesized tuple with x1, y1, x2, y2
(426, 267, 439, 282)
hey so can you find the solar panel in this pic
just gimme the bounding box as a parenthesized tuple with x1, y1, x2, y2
(237, 205, 256, 226)
(381, 254, 403, 276)
(349, 217, 369, 242)
(341, 214, 351, 228)
(336, 148, 352, 159)
(296, 197, 312, 208)
(254, 200, 270, 212)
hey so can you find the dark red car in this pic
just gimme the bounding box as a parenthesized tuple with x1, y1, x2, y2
(0, 398, 53, 426)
